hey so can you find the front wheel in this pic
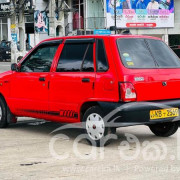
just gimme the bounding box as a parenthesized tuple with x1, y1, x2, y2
(82, 106, 116, 146)
(149, 122, 179, 137)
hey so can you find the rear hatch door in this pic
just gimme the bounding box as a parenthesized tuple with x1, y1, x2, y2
(117, 37, 180, 101)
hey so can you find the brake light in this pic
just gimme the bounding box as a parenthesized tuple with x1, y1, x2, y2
(119, 82, 137, 102)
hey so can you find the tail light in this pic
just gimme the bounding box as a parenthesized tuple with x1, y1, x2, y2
(119, 82, 137, 102)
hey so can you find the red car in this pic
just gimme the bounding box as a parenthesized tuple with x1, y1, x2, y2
(0, 35, 180, 146)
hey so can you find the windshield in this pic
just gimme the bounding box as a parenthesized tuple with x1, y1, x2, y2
(117, 38, 180, 69)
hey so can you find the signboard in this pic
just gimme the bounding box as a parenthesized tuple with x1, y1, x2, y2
(106, 0, 174, 28)
(94, 29, 111, 35)
(0, 0, 10, 3)
(11, 33, 17, 44)
(11, 24, 16, 29)
(0, 2, 10, 12)
(25, 0, 33, 11)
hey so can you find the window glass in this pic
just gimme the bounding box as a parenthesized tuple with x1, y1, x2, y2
(2, 18, 7, 23)
(147, 39, 180, 68)
(57, 43, 94, 72)
(117, 38, 180, 69)
(20, 45, 59, 72)
(117, 38, 156, 68)
(82, 44, 94, 72)
(96, 39, 109, 72)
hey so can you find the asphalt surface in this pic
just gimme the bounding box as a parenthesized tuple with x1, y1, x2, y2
(0, 121, 180, 180)
(0, 62, 11, 73)
(0, 62, 180, 180)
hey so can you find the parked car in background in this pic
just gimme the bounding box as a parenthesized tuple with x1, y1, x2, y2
(170, 45, 180, 58)
(17, 42, 33, 62)
(0, 41, 11, 62)
(0, 40, 33, 62)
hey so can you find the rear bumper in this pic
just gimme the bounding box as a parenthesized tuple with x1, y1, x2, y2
(98, 99, 180, 127)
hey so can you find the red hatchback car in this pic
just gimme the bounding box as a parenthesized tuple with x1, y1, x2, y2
(0, 35, 180, 146)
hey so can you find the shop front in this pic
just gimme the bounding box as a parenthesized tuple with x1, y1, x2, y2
(0, 1, 11, 41)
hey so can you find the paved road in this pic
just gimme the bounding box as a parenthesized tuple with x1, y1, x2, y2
(0, 62, 11, 73)
(0, 62, 180, 179)
(0, 119, 180, 180)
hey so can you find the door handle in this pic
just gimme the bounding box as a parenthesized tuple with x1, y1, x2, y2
(82, 78, 90, 83)
(39, 77, 46, 82)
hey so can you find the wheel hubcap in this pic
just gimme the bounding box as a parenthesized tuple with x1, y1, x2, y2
(86, 113, 105, 141)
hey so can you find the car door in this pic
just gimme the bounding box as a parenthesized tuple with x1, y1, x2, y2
(49, 38, 96, 122)
(8, 40, 62, 118)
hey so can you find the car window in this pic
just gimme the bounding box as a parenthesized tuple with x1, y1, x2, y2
(81, 44, 94, 72)
(20, 44, 59, 72)
(117, 38, 156, 69)
(57, 43, 94, 72)
(147, 39, 180, 68)
(0, 41, 10, 48)
(96, 39, 109, 72)
(117, 38, 180, 69)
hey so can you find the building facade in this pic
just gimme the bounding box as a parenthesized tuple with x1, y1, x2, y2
(65, 0, 180, 45)
(0, 0, 11, 42)
(0, 0, 180, 62)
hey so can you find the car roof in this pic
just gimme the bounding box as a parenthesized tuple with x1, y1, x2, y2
(41, 34, 162, 44)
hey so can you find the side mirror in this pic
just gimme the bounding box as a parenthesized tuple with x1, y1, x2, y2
(11, 63, 19, 72)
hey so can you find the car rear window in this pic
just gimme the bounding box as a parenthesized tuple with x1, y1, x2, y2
(117, 38, 180, 69)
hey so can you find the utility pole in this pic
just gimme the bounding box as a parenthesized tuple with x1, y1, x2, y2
(49, 0, 56, 37)
(84, 0, 86, 35)
(114, 0, 117, 34)
(79, 0, 80, 29)
(19, 0, 26, 56)
(10, 0, 18, 63)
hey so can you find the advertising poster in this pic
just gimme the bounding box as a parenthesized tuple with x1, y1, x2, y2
(34, 10, 48, 33)
(106, 0, 174, 28)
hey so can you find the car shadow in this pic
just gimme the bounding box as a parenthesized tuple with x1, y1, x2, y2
(9, 118, 84, 138)
(9, 118, 177, 147)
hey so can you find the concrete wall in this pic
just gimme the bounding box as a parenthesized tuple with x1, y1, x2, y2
(168, 0, 180, 35)
(35, 0, 47, 11)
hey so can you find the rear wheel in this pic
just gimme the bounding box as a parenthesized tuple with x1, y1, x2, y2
(149, 122, 178, 137)
(0, 97, 8, 128)
(82, 106, 116, 146)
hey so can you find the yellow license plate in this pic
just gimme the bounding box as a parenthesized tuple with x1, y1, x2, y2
(150, 108, 179, 120)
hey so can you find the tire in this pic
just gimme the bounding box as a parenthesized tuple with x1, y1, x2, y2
(82, 106, 116, 147)
(149, 122, 178, 137)
(0, 97, 8, 128)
